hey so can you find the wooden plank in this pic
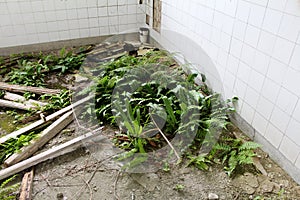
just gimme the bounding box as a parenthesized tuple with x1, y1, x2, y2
(0, 99, 34, 110)
(101, 52, 126, 62)
(19, 169, 34, 200)
(0, 82, 61, 95)
(4, 92, 48, 107)
(0, 95, 93, 144)
(0, 131, 104, 181)
(4, 111, 74, 166)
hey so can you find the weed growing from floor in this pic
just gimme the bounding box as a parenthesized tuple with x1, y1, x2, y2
(80, 49, 261, 175)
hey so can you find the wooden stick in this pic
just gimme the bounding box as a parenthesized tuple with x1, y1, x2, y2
(0, 131, 104, 181)
(0, 99, 34, 110)
(4, 92, 48, 107)
(19, 169, 34, 200)
(0, 82, 61, 95)
(150, 113, 180, 160)
(4, 111, 74, 166)
(0, 95, 93, 144)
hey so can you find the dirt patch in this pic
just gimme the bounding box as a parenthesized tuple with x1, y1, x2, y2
(0, 41, 299, 200)
(30, 126, 300, 200)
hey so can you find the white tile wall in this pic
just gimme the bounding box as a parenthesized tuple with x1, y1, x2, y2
(2, 0, 300, 184)
(148, 0, 300, 183)
(0, 0, 144, 47)
(280, 136, 300, 163)
(265, 123, 284, 148)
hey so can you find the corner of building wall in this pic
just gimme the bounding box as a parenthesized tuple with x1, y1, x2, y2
(231, 112, 300, 185)
(0, 32, 140, 55)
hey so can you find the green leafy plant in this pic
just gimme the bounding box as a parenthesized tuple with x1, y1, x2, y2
(49, 48, 86, 73)
(0, 175, 20, 200)
(0, 90, 4, 98)
(0, 131, 38, 164)
(40, 89, 72, 111)
(210, 138, 261, 176)
(186, 154, 210, 170)
(5, 47, 87, 87)
(7, 60, 48, 87)
(174, 184, 185, 191)
(77, 49, 261, 175)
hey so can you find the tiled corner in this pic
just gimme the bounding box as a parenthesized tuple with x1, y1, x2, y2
(272, 37, 294, 65)
(256, 96, 274, 120)
(278, 13, 300, 43)
(283, 67, 300, 95)
(236, 0, 251, 22)
(257, 30, 277, 55)
(292, 99, 300, 121)
(232, 20, 247, 41)
(265, 123, 284, 148)
(270, 106, 291, 132)
(276, 87, 298, 115)
(266, 58, 288, 84)
(268, 0, 287, 11)
(252, 112, 268, 134)
(248, 4, 265, 28)
(262, 8, 283, 34)
(244, 25, 260, 47)
(241, 102, 255, 124)
(279, 136, 300, 163)
(0, 0, 142, 47)
(244, 86, 260, 109)
(253, 51, 270, 75)
(261, 78, 281, 103)
(248, 69, 265, 92)
(295, 153, 300, 168)
(286, 118, 300, 146)
(289, 44, 300, 71)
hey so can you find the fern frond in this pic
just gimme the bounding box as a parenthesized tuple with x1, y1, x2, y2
(213, 143, 231, 152)
(239, 141, 261, 150)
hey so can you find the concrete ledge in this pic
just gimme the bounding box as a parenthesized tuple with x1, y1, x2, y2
(231, 112, 300, 185)
(0, 32, 140, 56)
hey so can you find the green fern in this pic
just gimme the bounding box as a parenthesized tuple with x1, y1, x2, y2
(239, 141, 261, 151)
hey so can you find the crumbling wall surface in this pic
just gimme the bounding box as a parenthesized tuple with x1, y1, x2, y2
(0, 0, 145, 48)
(147, 0, 300, 184)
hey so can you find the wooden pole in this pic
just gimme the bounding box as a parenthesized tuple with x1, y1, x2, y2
(19, 169, 34, 200)
(0, 131, 104, 181)
(4, 92, 48, 107)
(0, 99, 34, 110)
(4, 111, 74, 166)
(0, 95, 93, 144)
(0, 82, 61, 95)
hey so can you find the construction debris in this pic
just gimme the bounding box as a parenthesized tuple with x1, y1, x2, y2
(19, 169, 34, 200)
(0, 82, 61, 95)
(0, 95, 92, 144)
(0, 99, 35, 111)
(0, 131, 104, 181)
(4, 92, 48, 107)
(4, 111, 74, 166)
(0, 41, 156, 190)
